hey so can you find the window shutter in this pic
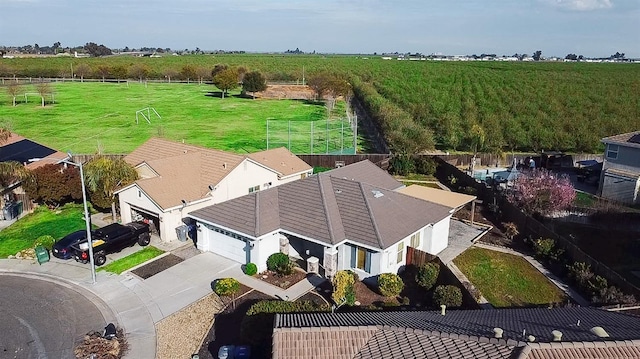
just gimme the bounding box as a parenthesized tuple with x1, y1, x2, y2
(350, 246, 356, 268)
(365, 251, 372, 273)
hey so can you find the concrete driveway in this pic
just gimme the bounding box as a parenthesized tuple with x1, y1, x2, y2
(121, 251, 240, 323)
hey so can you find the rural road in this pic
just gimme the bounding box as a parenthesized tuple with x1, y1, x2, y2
(0, 275, 107, 359)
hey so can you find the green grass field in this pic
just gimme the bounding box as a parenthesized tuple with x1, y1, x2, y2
(454, 247, 567, 308)
(0, 204, 87, 258)
(0, 81, 356, 154)
(98, 246, 164, 274)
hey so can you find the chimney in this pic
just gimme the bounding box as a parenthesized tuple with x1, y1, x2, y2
(440, 304, 446, 316)
(493, 327, 503, 339)
(590, 327, 610, 338)
(551, 330, 562, 341)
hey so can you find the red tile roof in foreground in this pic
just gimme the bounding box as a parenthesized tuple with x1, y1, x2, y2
(273, 309, 640, 359)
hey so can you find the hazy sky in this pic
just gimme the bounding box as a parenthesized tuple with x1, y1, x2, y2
(1, 0, 638, 57)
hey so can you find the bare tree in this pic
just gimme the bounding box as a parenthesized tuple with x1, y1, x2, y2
(128, 64, 150, 82)
(6, 82, 22, 106)
(162, 68, 178, 83)
(196, 67, 210, 84)
(35, 82, 52, 107)
(74, 63, 92, 82)
(96, 65, 110, 82)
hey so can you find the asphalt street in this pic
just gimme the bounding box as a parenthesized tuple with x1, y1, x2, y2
(0, 275, 106, 359)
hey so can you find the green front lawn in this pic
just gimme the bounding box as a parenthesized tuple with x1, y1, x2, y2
(454, 247, 567, 308)
(98, 246, 164, 274)
(0, 204, 88, 258)
(574, 191, 597, 207)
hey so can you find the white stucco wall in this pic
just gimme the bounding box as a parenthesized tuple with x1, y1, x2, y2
(427, 215, 452, 255)
(214, 159, 295, 203)
(255, 232, 281, 273)
(118, 186, 162, 224)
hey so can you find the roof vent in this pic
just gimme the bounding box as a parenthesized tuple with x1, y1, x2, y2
(336, 189, 342, 194)
(527, 335, 536, 342)
(223, 162, 227, 169)
(372, 190, 384, 198)
(551, 330, 563, 341)
(493, 327, 503, 339)
(591, 327, 609, 338)
(440, 304, 446, 316)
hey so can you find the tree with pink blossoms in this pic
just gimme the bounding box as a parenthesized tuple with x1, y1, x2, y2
(508, 168, 576, 216)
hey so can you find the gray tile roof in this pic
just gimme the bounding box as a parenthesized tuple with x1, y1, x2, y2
(275, 308, 640, 343)
(327, 160, 404, 190)
(601, 130, 640, 149)
(189, 161, 452, 249)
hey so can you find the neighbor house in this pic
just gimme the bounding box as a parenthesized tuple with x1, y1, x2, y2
(0, 132, 66, 219)
(116, 138, 312, 242)
(272, 307, 640, 359)
(188, 160, 455, 278)
(598, 131, 640, 205)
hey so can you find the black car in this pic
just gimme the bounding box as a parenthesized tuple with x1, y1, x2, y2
(52, 230, 93, 260)
(72, 222, 151, 266)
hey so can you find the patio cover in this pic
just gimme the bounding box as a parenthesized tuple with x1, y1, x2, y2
(398, 185, 476, 209)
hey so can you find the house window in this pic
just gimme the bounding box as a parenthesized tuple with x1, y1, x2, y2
(410, 232, 421, 248)
(607, 144, 619, 159)
(397, 242, 404, 263)
(248, 185, 260, 193)
(350, 246, 371, 273)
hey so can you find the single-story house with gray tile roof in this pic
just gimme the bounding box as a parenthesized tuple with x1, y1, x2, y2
(188, 160, 455, 277)
(272, 308, 640, 359)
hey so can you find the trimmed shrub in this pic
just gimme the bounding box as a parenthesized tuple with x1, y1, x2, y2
(34, 235, 56, 251)
(241, 300, 330, 345)
(532, 238, 564, 261)
(332, 270, 356, 305)
(244, 262, 258, 276)
(266, 252, 293, 276)
(567, 262, 594, 287)
(378, 273, 404, 297)
(214, 278, 240, 297)
(416, 262, 439, 290)
(433, 285, 463, 308)
(246, 300, 330, 316)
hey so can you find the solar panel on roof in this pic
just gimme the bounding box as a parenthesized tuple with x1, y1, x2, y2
(0, 139, 56, 163)
(628, 133, 640, 144)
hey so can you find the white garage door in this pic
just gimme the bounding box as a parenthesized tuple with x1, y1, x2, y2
(210, 231, 247, 264)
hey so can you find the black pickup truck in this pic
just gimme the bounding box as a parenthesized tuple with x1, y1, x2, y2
(72, 222, 151, 266)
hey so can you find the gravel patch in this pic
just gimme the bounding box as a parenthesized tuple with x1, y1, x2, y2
(155, 293, 224, 359)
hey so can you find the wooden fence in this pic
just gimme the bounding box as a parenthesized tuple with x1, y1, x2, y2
(435, 153, 603, 168)
(71, 154, 126, 164)
(298, 154, 391, 170)
(405, 246, 480, 309)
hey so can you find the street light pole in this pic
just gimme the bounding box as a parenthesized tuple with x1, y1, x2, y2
(29, 154, 96, 284)
(75, 160, 97, 284)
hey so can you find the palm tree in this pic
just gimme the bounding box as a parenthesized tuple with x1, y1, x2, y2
(0, 127, 11, 144)
(83, 157, 138, 222)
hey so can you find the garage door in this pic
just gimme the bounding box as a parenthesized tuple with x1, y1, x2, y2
(211, 231, 247, 264)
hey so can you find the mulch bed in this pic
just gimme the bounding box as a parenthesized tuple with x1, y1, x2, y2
(255, 268, 307, 289)
(131, 254, 183, 279)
